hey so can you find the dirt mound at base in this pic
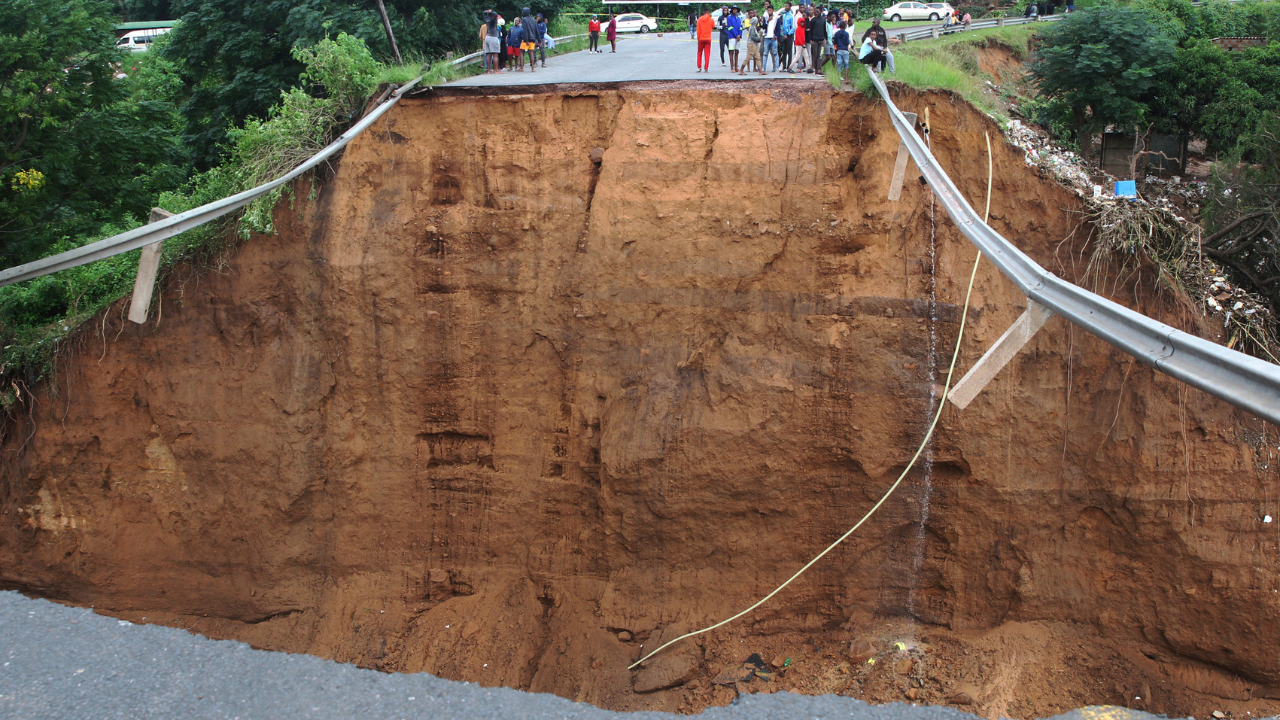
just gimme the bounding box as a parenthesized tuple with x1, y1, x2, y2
(1, 87, 1277, 717)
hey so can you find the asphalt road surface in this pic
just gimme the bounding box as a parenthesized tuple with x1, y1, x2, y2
(0, 590, 1197, 720)
(445, 23, 942, 88)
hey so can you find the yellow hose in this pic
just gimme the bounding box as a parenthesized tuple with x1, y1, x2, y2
(627, 132, 995, 671)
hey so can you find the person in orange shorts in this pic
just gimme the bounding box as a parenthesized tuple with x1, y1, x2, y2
(696, 9, 715, 71)
(519, 7, 538, 72)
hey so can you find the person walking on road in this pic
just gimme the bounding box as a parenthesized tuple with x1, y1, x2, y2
(696, 10, 715, 71)
(606, 13, 618, 52)
(688, 11, 697, 38)
(588, 14, 601, 53)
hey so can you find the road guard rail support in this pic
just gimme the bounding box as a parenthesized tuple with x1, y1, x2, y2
(864, 67, 1280, 425)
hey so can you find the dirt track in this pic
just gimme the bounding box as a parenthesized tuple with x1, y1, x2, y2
(1, 86, 1278, 718)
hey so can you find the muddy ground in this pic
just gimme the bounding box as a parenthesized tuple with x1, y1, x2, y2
(1, 86, 1278, 718)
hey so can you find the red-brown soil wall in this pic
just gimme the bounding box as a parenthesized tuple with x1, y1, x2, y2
(1, 87, 1278, 718)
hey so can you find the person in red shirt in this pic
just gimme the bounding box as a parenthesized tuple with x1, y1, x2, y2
(588, 15, 601, 53)
(792, 12, 805, 70)
(696, 10, 715, 71)
(606, 14, 618, 52)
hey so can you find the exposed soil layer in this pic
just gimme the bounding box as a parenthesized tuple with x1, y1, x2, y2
(2, 87, 1279, 718)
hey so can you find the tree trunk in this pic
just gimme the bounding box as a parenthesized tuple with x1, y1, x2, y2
(375, 0, 403, 65)
(1074, 105, 1091, 161)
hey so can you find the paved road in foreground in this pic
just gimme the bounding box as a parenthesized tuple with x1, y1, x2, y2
(0, 591, 1192, 720)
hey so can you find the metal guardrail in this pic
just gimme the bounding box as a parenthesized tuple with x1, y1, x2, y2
(0, 33, 587, 289)
(898, 13, 1062, 42)
(863, 67, 1280, 425)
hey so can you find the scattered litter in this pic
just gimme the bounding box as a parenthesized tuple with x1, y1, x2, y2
(1213, 711, 1226, 719)
(1265, 515, 1273, 523)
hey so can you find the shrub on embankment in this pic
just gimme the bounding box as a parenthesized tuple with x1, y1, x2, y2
(0, 31, 384, 400)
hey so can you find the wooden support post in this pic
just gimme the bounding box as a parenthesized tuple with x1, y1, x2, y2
(947, 298, 1055, 410)
(375, 0, 403, 65)
(128, 208, 172, 325)
(888, 112, 919, 202)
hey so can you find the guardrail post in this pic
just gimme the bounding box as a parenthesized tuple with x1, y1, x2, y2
(948, 298, 1055, 409)
(128, 208, 171, 324)
(888, 112, 919, 202)
(931, 27, 940, 38)
(998, 17, 1006, 26)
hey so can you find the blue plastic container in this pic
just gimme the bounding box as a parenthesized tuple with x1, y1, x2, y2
(1114, 180, 1137, 198)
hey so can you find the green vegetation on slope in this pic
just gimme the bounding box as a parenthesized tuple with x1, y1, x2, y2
(847, 25, 1038, 119)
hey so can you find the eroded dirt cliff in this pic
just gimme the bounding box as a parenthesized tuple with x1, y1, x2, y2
(1, 85, 1278, 718)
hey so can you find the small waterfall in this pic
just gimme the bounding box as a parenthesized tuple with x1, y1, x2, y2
(906, 177, 940, 625)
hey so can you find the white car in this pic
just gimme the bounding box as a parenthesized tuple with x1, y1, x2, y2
(116, 27, 171, 52)
(882, 1, 944, 20)
(612, 13, 658, 33)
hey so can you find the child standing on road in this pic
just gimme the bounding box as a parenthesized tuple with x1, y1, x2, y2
(833, 21, 850, 82)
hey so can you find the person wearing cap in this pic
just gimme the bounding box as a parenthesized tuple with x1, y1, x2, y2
(588, 14, 601, 53)
(696, 9, 715, 71)
(726, 6, 743, 73)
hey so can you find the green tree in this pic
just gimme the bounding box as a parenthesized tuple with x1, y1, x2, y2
(0, 0, 186, 265)
(164, 0, 568, 169)
(112, 0, 172, 21)
(1029, 6, 1176, 156)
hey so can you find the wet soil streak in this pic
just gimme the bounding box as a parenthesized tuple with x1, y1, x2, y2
(1, 87, 1279, 718)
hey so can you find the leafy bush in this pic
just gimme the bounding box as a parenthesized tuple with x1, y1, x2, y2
(0, 32, 383, 388)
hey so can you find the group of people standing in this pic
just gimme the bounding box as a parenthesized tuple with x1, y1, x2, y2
(481, 8, 552, 73)
(586, 14, 619, 53)
(691, 5, 896, 80)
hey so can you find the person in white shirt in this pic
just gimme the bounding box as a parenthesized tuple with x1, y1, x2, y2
(763, 7, 780, 71)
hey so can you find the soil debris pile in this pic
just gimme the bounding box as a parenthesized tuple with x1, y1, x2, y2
(1, 86, 1277, 718)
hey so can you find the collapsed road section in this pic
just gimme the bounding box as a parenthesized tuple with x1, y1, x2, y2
(1, 83, 1278, 718)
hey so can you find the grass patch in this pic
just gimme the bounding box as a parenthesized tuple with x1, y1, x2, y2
(849, 24, 1037, 118)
